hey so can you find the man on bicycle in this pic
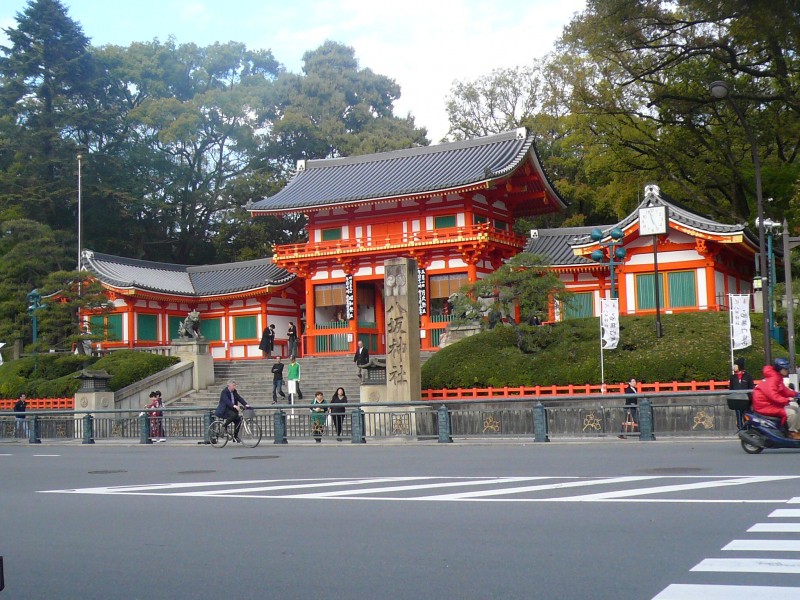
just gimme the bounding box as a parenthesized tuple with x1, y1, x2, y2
(215, 380, 249, 442)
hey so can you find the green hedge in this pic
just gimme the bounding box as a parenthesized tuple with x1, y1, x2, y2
(0, 351, 180, 399)
(421, 312, 778, 388)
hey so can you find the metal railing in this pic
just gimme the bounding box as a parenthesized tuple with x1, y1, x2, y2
(0, 390, 737, 444)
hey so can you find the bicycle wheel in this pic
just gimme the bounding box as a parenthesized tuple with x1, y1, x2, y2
(239, 418, 262, 448)
(208, 421, 228, 448)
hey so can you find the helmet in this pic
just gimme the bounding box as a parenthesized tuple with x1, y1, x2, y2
(774, 358, 790, 372)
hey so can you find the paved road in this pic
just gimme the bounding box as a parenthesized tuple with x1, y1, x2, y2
(2, 439, 800, 599)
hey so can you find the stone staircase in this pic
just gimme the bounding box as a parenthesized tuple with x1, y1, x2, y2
(169, 355, 368, 411)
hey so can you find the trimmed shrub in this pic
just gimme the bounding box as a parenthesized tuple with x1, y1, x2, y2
(422, 312, 776, 388)
(0, 351, 180, 398)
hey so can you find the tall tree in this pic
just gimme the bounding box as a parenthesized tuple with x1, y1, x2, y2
(559, 0, 800, 223)
(0, 0, 95, 229)
(263, 41, 428, 165)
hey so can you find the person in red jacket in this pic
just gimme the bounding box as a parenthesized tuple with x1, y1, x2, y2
(752, 358, 800, 439)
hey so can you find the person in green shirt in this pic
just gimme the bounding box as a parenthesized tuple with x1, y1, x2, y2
(310, 391, 328, 443)
(287, 355, 303, 400)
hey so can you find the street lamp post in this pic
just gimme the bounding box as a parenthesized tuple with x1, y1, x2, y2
(590, 228, 626, 300)
(77, 154, 82, 294)
(710, 81, 771, 365)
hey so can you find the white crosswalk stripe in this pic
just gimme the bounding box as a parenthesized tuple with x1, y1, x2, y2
(651, 496, 800, 599)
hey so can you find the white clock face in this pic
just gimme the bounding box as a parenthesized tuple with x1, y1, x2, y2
(639, 206, 667, 235)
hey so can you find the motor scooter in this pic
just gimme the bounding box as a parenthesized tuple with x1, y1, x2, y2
(728, 392, 800, 454)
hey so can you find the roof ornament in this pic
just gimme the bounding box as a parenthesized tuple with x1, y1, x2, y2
(643, 183, 661, 206)
(515, 127, 526, 140)
(296, 160, 307, 172)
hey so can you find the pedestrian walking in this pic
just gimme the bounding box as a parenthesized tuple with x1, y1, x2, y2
(13, 393, 27, 438)
(287, 323, 298, 358)
(271, 356, 287, 404)
(310, 391, 328, 443)
(354, 339, 369, 377)
(618, 378, 639, 439)
(330, 387, 348, 441)
(287, 355, 302, 401)
(729, 357, 755, 429)
(259, 323, 275, 358)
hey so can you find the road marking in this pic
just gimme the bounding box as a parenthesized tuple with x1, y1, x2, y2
(39, 475, 800, 504)
(723, 539, 800, 552)
(413, 476, 657, 500)
(771, 509, 800, 517)
(748, 523, 800, 533)
(653, 584, 800, 599)
(691, 557, 800, 573)
(248, 477, 545, 499)
(33, 454, 60, 457)
(555, 476, 799, 501)
(182, 477, 450, 496)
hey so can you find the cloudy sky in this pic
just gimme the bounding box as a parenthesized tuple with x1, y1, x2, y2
(1, 0, 586, 141)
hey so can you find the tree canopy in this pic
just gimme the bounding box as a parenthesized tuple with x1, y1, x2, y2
(0, 1, 428, 348)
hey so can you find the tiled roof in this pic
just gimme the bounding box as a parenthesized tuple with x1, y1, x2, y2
(247, 128, 566, 213)
(526, 184, 757, 266)
(81, 250, 294, 297)
(525, 226, 606, 266)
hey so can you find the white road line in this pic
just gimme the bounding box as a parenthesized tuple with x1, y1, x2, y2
(653, 584, 800, 599)
(789, 497, 800, 504)
(691, 558, 800, 573)
(724, 539, 800, 552)
(415, 476, 658, 500)
(748, 523, 800, 533)
(771, 509, 800, 517)
(554, 476, 799, 501)
(182, 477, 444, 496)
(33, 454, 60, 457)
(274, 477, 548, 498)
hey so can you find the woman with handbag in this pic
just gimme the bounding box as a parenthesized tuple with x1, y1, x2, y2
(310, 391, 328, 443)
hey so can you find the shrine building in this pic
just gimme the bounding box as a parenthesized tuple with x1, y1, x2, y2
(80, 250, 302, 359)
(526, 184, 758, 321)
(246, 127, 567, 356)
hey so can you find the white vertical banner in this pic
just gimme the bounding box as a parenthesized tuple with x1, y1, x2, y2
(600, 298, 620, 350)
(729, 293, 752, 351)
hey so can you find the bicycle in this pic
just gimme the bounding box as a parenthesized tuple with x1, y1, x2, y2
(208, 408, 262, 448)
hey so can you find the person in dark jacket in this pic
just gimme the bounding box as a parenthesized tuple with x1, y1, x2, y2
(271, 356, 287, 404)
(618, 378, 639, 439)
(215, 380, 249, 442)
(259, 324, 275, 358)
(354, 340, 369, 377)
(729, 357, 755, 429)
(13, 393, 27, 438)
(330, 387, 348, 441)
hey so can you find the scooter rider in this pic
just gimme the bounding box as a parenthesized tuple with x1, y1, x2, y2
(752, 358, 800, 440)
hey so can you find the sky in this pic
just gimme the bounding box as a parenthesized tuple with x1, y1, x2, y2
(1, 0, 586, 142)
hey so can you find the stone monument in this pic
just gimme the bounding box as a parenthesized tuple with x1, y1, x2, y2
(384, 258, 421, 402)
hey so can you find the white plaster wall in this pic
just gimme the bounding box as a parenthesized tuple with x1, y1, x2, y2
(626, 273, 636, 313)
(697, 268, 708, 310)
(626, 249, 702, 265)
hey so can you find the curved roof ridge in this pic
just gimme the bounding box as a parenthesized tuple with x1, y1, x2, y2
(81, 250, 294, 296)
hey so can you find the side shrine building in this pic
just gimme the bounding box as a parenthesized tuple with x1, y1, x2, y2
(80, 251, 302, 359)
(81, 132, 760, 359)
(527, 184, 758, 321)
